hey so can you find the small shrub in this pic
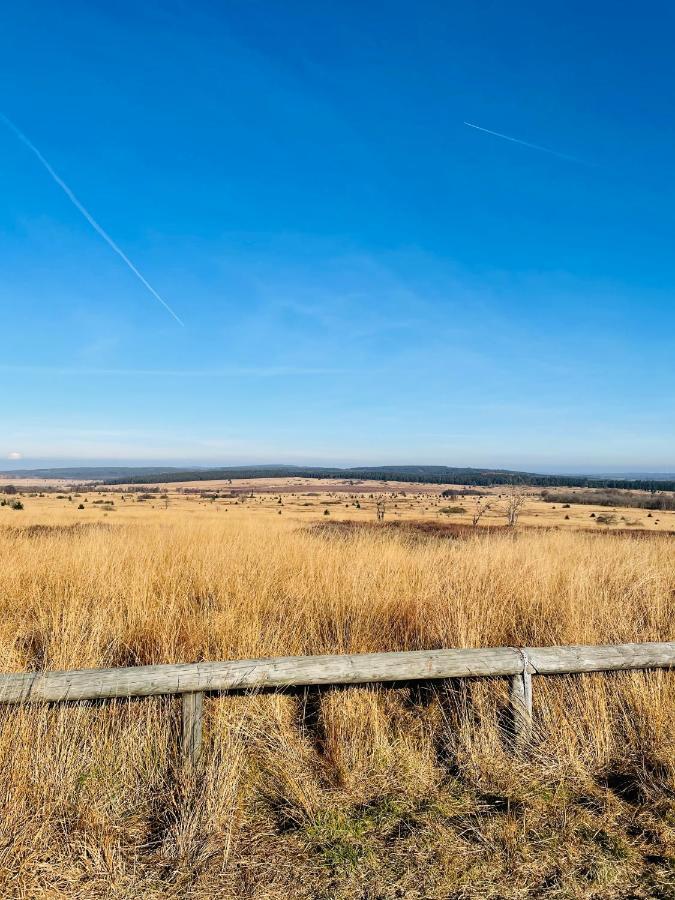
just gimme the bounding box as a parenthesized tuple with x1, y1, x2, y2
(10, 500, 24, 510)
(323, 509, 330, 516)
(595, 514, 617, 526)
(77, 504, 85, 510)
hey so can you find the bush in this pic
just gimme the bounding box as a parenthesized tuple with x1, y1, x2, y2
(542, 488, 675, 511)
(77, 504, 85, 510)
(10, 500, 23, 510)
(323, 509, 330, 516)
(595, 514, 617, 526)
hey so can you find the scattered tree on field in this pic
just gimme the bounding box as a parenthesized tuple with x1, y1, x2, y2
(471, 497, 492, 527)
(504, 485, 528, 527)
(376, 498, 386, 522)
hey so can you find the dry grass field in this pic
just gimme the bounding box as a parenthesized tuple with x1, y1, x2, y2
(3, 475, 675, 532)
(0, 481, 673, 898)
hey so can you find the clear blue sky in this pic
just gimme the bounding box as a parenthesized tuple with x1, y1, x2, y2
(2, 0, 674, 471)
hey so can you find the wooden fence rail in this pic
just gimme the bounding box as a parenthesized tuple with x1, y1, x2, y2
(0, 641, 673, 764)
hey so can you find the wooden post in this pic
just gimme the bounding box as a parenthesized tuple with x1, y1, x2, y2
(181, 691, 203, 766)
(509, 654, 533, 749)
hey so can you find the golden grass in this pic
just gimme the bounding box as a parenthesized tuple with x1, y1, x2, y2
(4, 475, 675, 533)
(0, 511, 673, 898)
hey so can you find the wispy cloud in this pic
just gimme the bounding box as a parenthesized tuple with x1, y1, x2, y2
(0, 364, 348, 377)
(464, 121, 592, 166)
(0, 112, 184, 325)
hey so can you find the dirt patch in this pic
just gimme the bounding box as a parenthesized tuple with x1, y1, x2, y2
(307, 519, 508, 541)
(308, 520, 675, 543)
(580, 527, 675, 540)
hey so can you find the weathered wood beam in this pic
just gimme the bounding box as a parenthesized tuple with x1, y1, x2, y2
(0, 647, 522, 704)
(526, 642, 675, 675)
(0, 642, 671, 705)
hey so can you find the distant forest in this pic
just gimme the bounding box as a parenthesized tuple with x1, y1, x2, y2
(3, 464, 675, 492)
(89, 465, 675, 492)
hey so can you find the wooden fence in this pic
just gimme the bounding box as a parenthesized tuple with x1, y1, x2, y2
(1, 641, 673, 764)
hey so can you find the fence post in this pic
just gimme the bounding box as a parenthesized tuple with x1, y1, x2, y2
(509, 650, 533, 749)
(181, 692, 204, 766)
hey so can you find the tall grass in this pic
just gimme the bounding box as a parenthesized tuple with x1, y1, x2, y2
(0, 517, 672, 897)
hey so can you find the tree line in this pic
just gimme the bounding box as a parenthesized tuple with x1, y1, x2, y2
(100, 466, 675, 492)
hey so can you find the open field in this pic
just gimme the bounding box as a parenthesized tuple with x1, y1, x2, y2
(0, 489, 673, 898)
(3, 476, 675, 533)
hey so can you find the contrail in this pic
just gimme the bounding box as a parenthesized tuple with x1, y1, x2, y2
(0, 112, 184, 325)
(463, 121, 591, 166)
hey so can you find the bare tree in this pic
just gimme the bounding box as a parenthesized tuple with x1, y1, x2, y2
(504, 485, 528, 527)
(471, 496, 492, 527)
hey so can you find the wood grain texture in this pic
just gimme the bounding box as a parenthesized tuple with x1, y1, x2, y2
(0, 642, 672, 705)
(526, 642, 675, 674)
(510, 672, 533, 747)
(181, 692, 203, 766)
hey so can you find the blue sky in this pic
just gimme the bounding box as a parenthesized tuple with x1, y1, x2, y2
(1, 0, 674, 471)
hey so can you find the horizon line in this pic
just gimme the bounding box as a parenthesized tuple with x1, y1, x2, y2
(2, 462, 674, 478)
